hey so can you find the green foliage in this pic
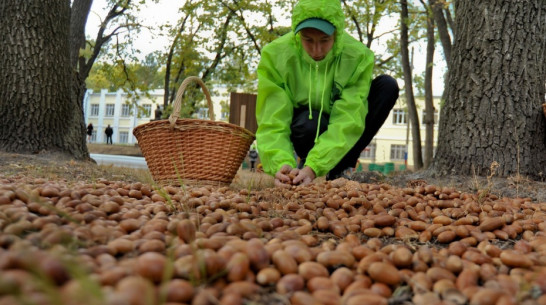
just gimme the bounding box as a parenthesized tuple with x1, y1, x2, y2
(86, 51, 164, 118)
(86, 68, 112, 91)
(159, 0, 294, 117)
(220, 100, 230, 121)
(136, 53, 165, 89)
(413, 72, 425, 96)
(341, 0, 400, 45)
(85, 0, 445, 121)
(86, 53, 164, 92)
(79, 44, 93, 62)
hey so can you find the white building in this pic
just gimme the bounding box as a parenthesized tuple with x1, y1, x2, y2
(357, 96, 442, 170)
(83, 87, 228, 145)
(83, 87, 441, 170)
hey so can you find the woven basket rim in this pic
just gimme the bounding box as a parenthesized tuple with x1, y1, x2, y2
(133, 118, 255, 138)
(131, 76, 255, 186)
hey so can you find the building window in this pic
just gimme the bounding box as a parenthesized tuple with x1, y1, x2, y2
(360, 143, 376, 159)
(105, 104, 115, 117)
(90, 104, 99, 116)
(91, 131, 97, 142)
(390, 144, 407, 160)
(121, 104, 131, 117)
(142, 105, 152, 118)
(392, 109, 407, 125)
(119, 131, 129, 144)
(421, 109, 439, 125)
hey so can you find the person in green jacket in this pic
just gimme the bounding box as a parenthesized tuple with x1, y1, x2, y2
(256, 0, 399, 188)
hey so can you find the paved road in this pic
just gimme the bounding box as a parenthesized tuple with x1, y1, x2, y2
(90, 153, 148, 169)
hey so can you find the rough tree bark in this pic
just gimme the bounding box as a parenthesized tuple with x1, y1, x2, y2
(70, 0, 94, 137)
(0, 0, 89, 159)
(431, 0, 546, 179)
(70, 0, 93, 69)
(400, 0, 424, 170)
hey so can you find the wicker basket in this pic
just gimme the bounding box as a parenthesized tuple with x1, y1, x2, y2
(133, 76, 255, 186)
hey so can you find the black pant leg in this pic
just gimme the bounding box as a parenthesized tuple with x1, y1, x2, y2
(328, 75, 399, 176)
(289, 75, 399, 177)
(290, 109, 329, 165)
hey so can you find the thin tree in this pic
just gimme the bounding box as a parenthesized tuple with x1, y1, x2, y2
(428, 0, 453, 106)
(421, 0, 436, 168)
(428, 0, 452, 69)
(400, 0, 424, 170)
(431, 0, 546, 179)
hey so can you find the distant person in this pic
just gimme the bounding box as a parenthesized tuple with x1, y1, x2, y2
(86, 123, 94, 142)
(248, 146, 259, 172)
(105, 125, 113, 145)
(154, 106, 163, 121)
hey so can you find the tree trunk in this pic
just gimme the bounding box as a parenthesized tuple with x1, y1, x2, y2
(431, 0, 546, 179)
(164, 21, 186, 109)
(70, 0, 93, 69)
(429, 0, 452, 110)
(70, 0, 94, 160)
(0, 0, 89, 159)
(429, 0, 452, 69)
(400, 0, 424, 170)
(423, 0, 435, 168)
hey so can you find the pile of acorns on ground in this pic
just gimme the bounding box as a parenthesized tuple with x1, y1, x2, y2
(0, 176, 545, 305)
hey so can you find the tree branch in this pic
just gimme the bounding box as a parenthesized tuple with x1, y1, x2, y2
(201, 11, 235, 82)
(219, 0, 261, 53)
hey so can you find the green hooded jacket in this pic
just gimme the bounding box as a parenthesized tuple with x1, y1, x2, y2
(256, 0, 374, 177)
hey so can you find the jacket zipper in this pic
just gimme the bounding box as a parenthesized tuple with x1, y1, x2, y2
(315, 62, 320, 107)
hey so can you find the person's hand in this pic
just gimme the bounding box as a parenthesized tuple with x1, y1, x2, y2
(274, 164, 297, 188)
(292, 166, 316, 186)
(275, 165, 316, 188)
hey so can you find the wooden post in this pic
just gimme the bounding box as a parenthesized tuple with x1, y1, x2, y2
(240, 105, 246, 128)
(229, 92, 257, 134)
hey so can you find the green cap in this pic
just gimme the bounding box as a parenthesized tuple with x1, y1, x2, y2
(295, 18, 335, 35)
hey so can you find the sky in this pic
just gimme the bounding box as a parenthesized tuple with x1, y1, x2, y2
(87, 0, 179, 56)
(86, 0, 446, 96)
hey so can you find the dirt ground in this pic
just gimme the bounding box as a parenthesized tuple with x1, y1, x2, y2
(1, 148, 546, 304)
(351, 170, 546, 204)
(87, 143, 546, 202)
(1, 148, 545, 203)
(0, 149, 153, 193)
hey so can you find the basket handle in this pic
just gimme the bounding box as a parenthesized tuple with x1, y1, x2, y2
(169, 76, 215, 127)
